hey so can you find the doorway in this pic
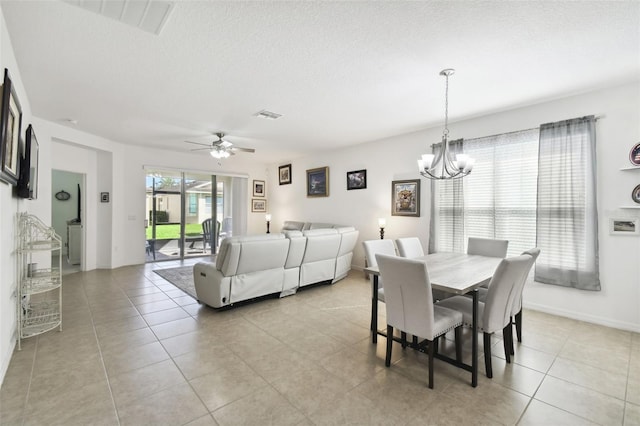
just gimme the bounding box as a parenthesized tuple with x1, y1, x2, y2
(145, 169, 243, 262)
(51, 170, 84, 274)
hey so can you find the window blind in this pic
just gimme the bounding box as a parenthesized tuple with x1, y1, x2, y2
(430, 129, 539, 257)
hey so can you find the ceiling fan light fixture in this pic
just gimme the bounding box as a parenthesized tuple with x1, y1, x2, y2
(210, 148, 230, 159)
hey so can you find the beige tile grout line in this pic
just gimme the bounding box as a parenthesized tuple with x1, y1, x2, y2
(84, 276, 123, 426)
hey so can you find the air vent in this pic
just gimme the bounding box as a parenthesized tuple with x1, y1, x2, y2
(63, 0, 175, 35)
(255, 110, 283, 120)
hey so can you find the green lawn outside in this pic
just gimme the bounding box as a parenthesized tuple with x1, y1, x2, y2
(146, 223, 203, 240)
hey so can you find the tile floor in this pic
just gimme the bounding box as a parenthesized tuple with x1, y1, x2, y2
(1, 259, 639, 425)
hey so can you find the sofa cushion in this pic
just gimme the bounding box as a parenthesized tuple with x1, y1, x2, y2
(216, 233, 285, 270)
(282, 221, 305, 231)
(308, 222, 337, 230)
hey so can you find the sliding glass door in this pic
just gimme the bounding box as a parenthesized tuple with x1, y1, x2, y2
(145, 169, 247, 263)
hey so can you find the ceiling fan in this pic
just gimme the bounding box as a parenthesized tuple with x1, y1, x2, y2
(185, 132, 255, 159)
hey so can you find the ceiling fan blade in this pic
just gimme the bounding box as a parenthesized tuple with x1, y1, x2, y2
(190, 147, 212, 152)
(231, 146, 255, 153)
(185, 140, 211, 147)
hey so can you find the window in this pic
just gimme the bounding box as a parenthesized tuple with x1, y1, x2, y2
(430, 117, 599, 290)
(431, 129, 539, 257)
(188, 193, 197, 215)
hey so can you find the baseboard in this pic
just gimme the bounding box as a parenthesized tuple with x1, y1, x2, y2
(523, 301, 640, 333)
(0, 334, 16, 387)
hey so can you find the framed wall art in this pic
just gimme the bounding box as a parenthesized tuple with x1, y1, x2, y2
(278, 164, 291, 185)
(0, 68, 22, 185)
(253, 179, 265, 197)
(630, 142, 640, 166)
(391, 179, 420, 217)
(346, 169, 366, 190)
(251, 198, 267, 212)
(632, 184, 640, 204)
(17, 124, 38, 199)
(306, 166, 329, 197)
(609, 218, 639, 235)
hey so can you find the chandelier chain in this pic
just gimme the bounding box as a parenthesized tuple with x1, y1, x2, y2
(443, 73, 449, 137)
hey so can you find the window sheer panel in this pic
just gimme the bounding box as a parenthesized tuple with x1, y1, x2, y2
(535, 116, 599, 290)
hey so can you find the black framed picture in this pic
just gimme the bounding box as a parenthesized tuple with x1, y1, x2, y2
(0, 69, 22, 185)
(306, 166, 329, 197)
(17, 125, 38, 199)
(346, 169, 367, 190)
(279, 164, 291, 185)
(391, 179, 421, 217)
(253, 179, 265, 197)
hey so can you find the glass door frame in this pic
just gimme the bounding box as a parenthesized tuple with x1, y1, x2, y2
(146, 170, 217, 262)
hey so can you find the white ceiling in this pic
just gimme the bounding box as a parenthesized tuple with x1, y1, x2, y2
(2, 1, 639, 164)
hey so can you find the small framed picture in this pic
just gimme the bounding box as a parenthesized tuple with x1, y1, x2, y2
(391, 179, 420, 217)
(346, 169, 367, 190)
(253, 180, 265, 197)
(306, 166, 329, 197)
(100, 192, 109, 203)
(610, 218, 639, 235)
(252, 198, 267, 212)
(278, 164, 291, 185)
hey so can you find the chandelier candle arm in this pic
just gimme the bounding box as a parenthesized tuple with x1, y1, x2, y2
(418, 68, 475, 180)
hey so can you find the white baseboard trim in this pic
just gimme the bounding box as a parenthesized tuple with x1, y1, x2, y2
(523, 301, 640, 333)
(0, 336, 16, 387)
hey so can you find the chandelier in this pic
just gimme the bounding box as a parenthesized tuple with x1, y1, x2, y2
(210, 147, 230, 159)
(418, 69, 475, 180)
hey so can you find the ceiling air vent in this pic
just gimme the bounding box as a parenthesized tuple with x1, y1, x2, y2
(255, 110, 282, 120)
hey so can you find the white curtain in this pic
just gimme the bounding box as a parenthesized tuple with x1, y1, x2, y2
(535, 116, 600, 290)
(231, 177, 248, 236)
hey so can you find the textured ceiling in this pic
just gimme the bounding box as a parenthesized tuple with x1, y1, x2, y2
(2, 1, 639, 164)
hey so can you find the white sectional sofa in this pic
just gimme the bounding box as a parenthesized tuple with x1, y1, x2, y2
(193, 222, 359, 308)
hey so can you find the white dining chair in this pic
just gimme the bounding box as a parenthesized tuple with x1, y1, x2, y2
(396, 237, 424, 258)
(396, 237, 449, 305)
(376, 253, 463, 389)
(467, 237, 509, 258)
(476, 248, 540, 355)
(512, 248, 540, 343)
(436, 254, 532, 378)
(467, 237, 509, 288)
(363, 239, 397, 298)
(362, 239, 396, 331)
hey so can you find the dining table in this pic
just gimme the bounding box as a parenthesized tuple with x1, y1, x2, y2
(364, 252, 503, 387)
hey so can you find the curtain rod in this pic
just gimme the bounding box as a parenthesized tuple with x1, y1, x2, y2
(430, 115, 604, 147)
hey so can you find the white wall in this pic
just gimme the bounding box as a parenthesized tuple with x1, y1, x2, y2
(0, 6, 32, 386)
(268, 82, 640, 332)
